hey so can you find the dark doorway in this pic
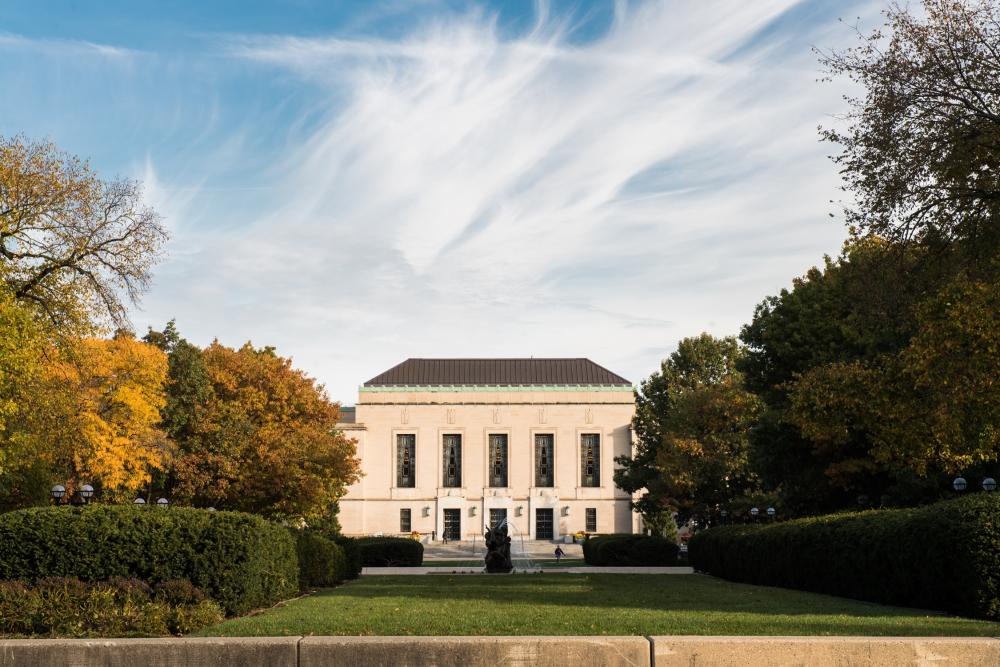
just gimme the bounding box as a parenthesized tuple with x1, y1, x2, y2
(535, 508, 554, 540)
(443, 508, 461, 541)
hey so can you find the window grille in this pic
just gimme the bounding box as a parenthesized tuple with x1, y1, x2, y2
(489, 434, 508, 487)
(400, 508, 411, 532)
(535, 434, 554, 487)
(442, 434, 462, 487)
(396, 434, 415, 487)
(581, 434, 600, 487)
(586, 507, 597, 532)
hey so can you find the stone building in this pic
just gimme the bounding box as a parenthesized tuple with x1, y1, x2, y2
(337, 358, 638, 540)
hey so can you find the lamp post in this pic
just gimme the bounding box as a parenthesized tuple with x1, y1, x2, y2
(983, 478, 997, 492)
(79, 484, 94, 504)
(953, 477, 968, 492)
(50, 484, 66, 505)
(750, 507, 759, 523)
(156, 497, 169, 508)
(720, 509, 728, 525)
(766, 507, 776, 521)
(133, 497, 146, 505)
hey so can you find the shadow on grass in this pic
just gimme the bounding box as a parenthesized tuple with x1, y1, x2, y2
(328, 574, 952, 619)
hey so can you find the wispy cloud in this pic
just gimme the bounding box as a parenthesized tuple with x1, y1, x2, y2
(0, 32, 139, 59)
(125, 0, 880, 400)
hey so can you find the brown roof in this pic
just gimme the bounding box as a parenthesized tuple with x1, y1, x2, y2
(364, 358, 631, 387)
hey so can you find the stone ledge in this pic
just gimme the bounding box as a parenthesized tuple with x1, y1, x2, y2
(299, 635, 650, 667)
(650, 636, 1000, 667)
(0, 636, 299, 667)
(3, 635, 1000, 666)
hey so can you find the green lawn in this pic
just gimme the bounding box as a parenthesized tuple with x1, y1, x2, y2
(197, 574, 1000, 637)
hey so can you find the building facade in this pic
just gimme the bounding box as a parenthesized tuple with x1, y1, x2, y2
(338, 358, 639, 541)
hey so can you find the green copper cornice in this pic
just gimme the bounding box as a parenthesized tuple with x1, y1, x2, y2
(359, 384, 634, 393)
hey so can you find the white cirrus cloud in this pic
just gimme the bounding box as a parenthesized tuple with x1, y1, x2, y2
(136, 0, 880, 401)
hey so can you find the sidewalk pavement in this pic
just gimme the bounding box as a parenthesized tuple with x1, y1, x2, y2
(423, 539, 584, 560)
(361, 566, 695, 575)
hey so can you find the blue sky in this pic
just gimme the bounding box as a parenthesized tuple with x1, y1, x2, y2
(1, 0, 881, 401)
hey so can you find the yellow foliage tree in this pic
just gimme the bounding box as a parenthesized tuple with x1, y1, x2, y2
(22, 334, 170, 500)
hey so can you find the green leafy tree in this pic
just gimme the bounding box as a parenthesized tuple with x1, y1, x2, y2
(615, 334, 762, 524)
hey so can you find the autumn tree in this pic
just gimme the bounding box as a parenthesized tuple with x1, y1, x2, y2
(615, 334, 762, 526)
(0, 332, 170, 508)
(820, 0, 1000, 271)
(146, 325, 360, 520)
(0, 135, 168, 332)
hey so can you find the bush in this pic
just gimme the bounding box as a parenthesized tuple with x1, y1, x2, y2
(355, 536, 424, 566)
(0, 505, 298, 615)
(333, 536, 363, 579)
(0, 577, 221, 637)
(294, 530, 348, 588)
(688, 494, 1000, 620)
(582, 534, 680, 566)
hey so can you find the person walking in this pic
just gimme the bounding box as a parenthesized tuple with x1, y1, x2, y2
(554, 545, 565, 564)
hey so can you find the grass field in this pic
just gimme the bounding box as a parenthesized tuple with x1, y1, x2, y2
(197, 574, 1000, 637)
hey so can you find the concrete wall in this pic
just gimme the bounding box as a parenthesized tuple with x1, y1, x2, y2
(4, 636, 999, 666)
(339, 387, 639, 539)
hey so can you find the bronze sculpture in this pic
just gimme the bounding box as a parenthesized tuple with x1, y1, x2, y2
(484, 521, 513, 573)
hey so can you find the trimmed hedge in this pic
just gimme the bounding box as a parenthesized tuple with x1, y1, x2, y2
(0, 506, 298, 615)
(688, 494, 1000, 620)
(294, 530, 348, 588)
(333, 536, 363, 579)
(355, 536, 424, 566)
(582, 534, 680, 566)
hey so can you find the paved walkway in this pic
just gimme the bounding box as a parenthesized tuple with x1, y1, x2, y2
(422, 539, 584, 560)
(362, 566, 694, 575)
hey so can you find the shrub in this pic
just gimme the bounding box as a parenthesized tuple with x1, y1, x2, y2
(688, 494, 1000, 620)
(0, 505, 298, 615)
(355, 536, 424, 566)
(294, 530, 348, 588)
(0, 581, 38, 635)
(154, 579, 205, 605)
(333, 536, 363, 579)
(582, 534, 680, 566)
(0, 577, 220, 637)
(166, 599, 224, 635)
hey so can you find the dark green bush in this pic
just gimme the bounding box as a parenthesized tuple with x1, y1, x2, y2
(154, 579, 205, 605)
(688, 494, 1000, 620)
(294, 530, 348, 588)
(333, 536, 363, 579)
(0, 505, 298, 615)
(582, 534, 680, 566)
(0, 577, 222, 637)
(355, 536, 424, 566)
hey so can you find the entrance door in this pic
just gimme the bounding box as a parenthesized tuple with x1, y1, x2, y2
(535, 508, 554, 540)
(489, 508, 508, 530)
(443, 508, 461, 541)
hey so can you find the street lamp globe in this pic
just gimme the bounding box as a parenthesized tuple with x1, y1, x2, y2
(79, 484, 94, 499)
(766, 507, 776, 518)
(50, 484, 66, 500)
(157, 497, 169, 507)
(984, 478, 997, 492)
(133, 497, 146, 505)
(750, 507, 760, 518)
(953, 477, 968, 492)
(720, 509, 728, 517)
